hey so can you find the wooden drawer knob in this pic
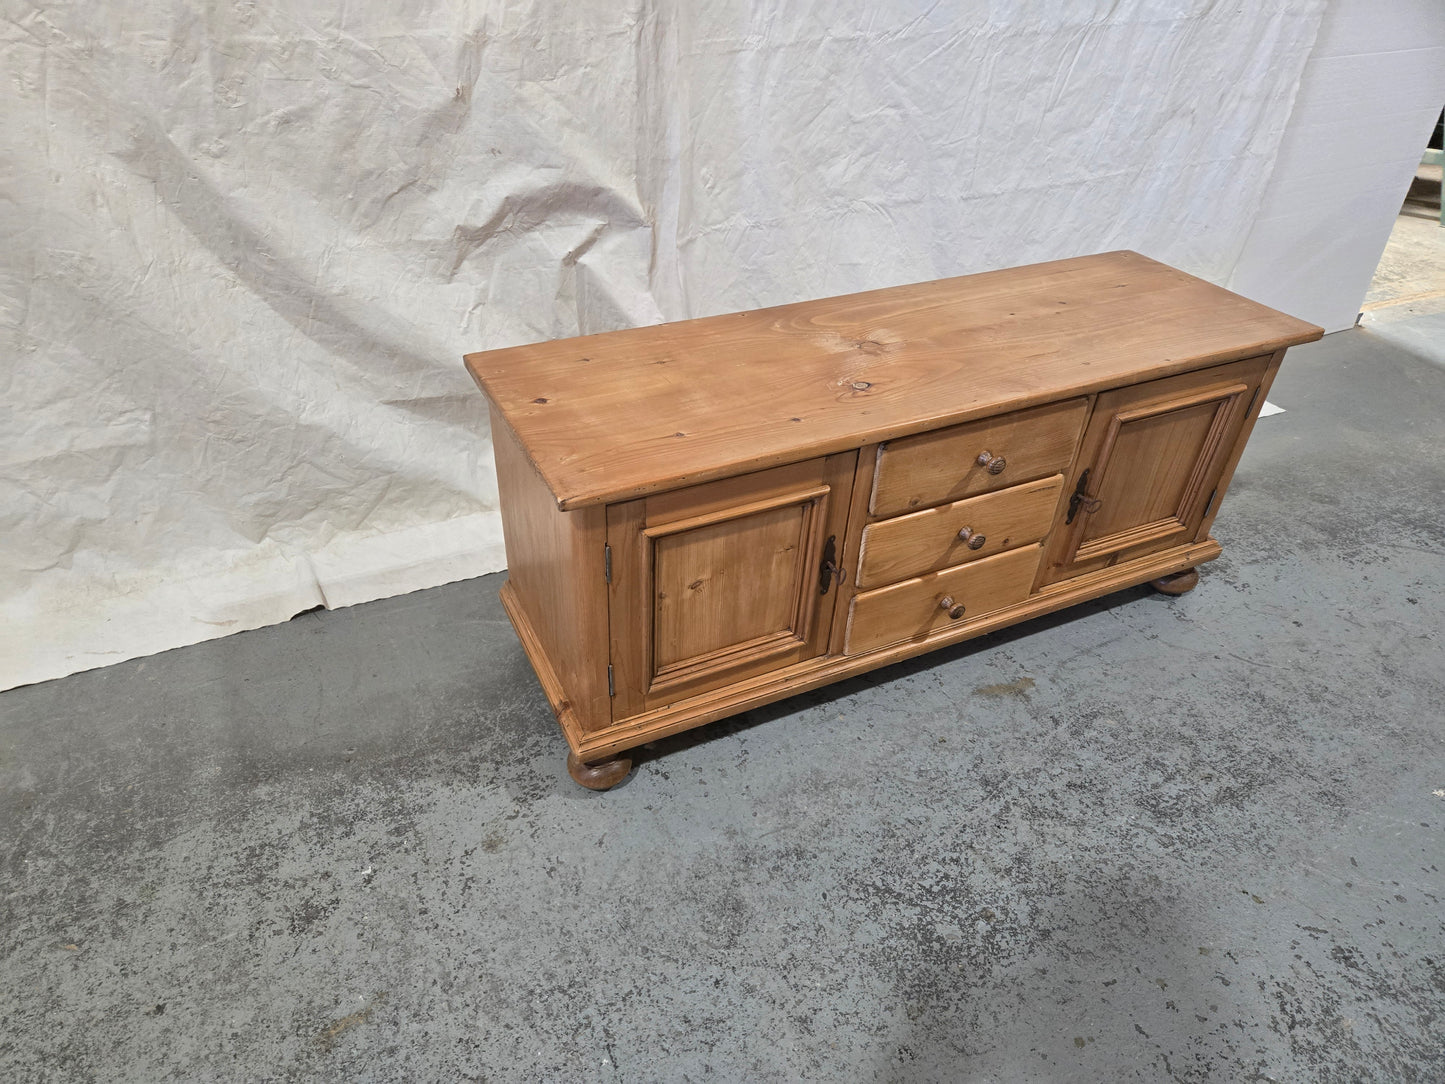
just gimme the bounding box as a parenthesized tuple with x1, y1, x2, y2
(938, 596, 966, 620)
(956, 526, 987, 549)
(976, 451, 1007, 475)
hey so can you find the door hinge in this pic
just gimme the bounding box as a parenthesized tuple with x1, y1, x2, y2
(607, 664, 615, 697)
(1247, 387, 1261, 416)
(1204, 487, 1218, 517)
(604, 543, 612, 584)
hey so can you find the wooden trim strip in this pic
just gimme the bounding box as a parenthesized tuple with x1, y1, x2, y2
(828, 446, 878, 658)
(1075, 517, 1185, 563)
(1112, 382, 1248, 425)
(649, 629, 805, 693)
(640, 485, 831, 538)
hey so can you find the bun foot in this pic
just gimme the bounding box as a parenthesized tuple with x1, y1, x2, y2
(567, 750, 633, 790)
(1150, 567, 1200, 596)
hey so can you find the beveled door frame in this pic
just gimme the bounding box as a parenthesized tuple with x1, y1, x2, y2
(1039, 355, 1270, 587)
(642, 482, 830, 695)
(606, 453, 857, 721)
(1070, 380, 1250, 563)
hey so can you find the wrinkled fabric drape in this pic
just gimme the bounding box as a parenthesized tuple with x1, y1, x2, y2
(0, 1, 1325, 689)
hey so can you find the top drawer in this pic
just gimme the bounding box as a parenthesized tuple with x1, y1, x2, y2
(870, 398, 1088, 518)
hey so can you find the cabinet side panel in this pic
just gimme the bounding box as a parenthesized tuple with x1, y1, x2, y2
(1192, 348, 1286, 541)
(490, 407, 610, 735)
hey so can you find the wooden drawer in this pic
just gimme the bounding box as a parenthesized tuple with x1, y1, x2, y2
(855, 475, 1064, 589)
(870, 399, 1088, 517)
(845, 544, 1041, 655)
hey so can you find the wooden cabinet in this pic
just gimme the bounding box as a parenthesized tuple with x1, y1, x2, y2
(467, 251, 1321, 789)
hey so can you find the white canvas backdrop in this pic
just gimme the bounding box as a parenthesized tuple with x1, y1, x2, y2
(1, 1, 1326, 690)
(1230, 0, 1445, 332)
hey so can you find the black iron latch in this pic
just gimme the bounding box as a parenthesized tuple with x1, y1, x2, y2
(1066, 469, 1103, 524)
(819, 535, 844, 594)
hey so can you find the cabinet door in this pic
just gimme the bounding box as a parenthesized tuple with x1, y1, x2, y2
(1039, 356, 1269, 587)
(607, 454, 856, 720)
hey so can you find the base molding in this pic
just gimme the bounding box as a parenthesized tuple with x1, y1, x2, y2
(499, 580, 587, 751)
(501, 539, 1222, 762)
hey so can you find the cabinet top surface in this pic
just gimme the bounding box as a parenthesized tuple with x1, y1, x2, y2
(465, 250, 1321, 509)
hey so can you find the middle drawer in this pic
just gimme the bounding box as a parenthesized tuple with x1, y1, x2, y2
(855, 475, 1065, 589)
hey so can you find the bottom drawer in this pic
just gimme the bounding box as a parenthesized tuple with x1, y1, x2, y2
(844, 544, 1041, 655)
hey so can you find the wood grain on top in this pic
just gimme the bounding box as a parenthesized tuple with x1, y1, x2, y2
(464, 251, 1322, 509)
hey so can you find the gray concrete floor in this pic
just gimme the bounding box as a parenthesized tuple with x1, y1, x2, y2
(4, 318, 1445, 1081)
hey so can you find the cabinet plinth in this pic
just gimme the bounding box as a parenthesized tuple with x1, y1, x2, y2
(466, 251, 1322, 788)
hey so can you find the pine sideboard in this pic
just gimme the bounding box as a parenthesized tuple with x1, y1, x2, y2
(464, 251, 1322, 789)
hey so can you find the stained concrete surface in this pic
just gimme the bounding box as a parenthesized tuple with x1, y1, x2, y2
(4, 319, 1445, 1082)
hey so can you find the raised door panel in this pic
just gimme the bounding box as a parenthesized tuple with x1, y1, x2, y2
(1039, 356, 1269, 587)
(651, 501, 819, 679)
(608, 454, 856, 719)
(1077, 402, 1220, 551)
